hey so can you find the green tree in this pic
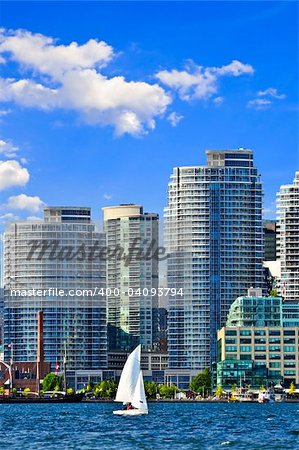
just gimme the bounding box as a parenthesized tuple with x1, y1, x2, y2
(231, 383, 237, 392)
(158, 384, 177, 399)
(269, 289, 278, 297)
(105, 380, 117, 398)
(93, 380, 117, 399)
(42, 373, 63, 392)
(0, 387, 4, 395)
(190, 368, 211, 394)
(144, 381, 157, 399)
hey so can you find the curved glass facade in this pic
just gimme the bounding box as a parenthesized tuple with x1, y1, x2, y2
(165, 149, 264, 370)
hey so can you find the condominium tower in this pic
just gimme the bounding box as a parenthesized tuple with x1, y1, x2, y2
(4, 207, 107, 370)
(103, 204, 159, 352)
(165, 149, 264, 371)
(277, 172, 299, 302)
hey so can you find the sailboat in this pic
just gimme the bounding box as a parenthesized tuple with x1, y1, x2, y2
(113, 345, 148, 416)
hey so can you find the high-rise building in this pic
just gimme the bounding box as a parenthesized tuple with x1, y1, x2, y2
(263, 220, 277, 261)
(0, 236, 3, 348)
(277, 172, 299, 302)
(102, 204, 159, 352)
(0, 288, 3, 348)
(4, 207, 107, 370)
(165, 149, 264, 372)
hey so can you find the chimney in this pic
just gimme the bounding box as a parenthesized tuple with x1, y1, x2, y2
(37, 311, 44, 363)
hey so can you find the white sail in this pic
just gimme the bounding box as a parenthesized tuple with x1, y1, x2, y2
(115, 345, 141, 403)
(132, 370, 148, 411)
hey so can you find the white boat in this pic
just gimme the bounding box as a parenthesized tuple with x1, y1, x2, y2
(258, 392, 265, 403)
(258, 391, 272, 403)
(113, 345, 148, 416)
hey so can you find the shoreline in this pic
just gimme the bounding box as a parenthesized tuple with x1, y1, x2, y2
(1, 398, 298, 404)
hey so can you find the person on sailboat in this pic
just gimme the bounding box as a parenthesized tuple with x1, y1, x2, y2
(127, 402, 136, 410)
(113, 345, 148, 415)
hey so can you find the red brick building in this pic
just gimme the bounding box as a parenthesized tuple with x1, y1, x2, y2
(0, 361, 51, 393)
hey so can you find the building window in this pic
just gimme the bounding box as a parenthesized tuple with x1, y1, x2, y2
(226, 330, 237, 336)
(255, 330, 266, 336)
(269, 362, 280, 368)
(283, 346, 295, 352)
(240, 330, 251, 336)
(240, 346, 251, 352)
(269, 330, 281, 336)
(284, 330, 295, 336)
(225, 346, 237, 352)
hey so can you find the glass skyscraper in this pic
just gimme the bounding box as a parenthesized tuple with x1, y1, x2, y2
(165, 149, 264, 371)
(4, 207, 107, 370)
(103, 204, 159, 352)
(277, 172, 299, 302)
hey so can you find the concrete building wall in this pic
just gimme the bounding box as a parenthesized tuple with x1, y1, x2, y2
(218, 326, 299, 384)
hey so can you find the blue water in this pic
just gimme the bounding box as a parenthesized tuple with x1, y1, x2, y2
(0, 402, 298, 449)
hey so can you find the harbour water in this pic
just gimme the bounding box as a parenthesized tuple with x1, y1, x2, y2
(0, 402, 298, 449)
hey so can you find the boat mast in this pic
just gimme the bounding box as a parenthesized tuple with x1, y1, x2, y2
(63, 341, 67, 394)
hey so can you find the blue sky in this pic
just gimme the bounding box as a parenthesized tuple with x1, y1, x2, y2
(0, 1, 298, 223)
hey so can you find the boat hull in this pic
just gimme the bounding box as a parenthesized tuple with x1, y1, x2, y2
(113, 409, 148, 416)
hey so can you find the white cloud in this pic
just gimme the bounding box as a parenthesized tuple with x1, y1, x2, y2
(26, 215, 43, 221)
(0, 212, 19, 223)
(7, 194, 45, 212)
(212, 60, 254, 76)
(0, 160, 29, 190)
(0, 109, 11, 117)
(213, 96, 224, 105)
(0, 29, 172, 136)
(167, 112, 184, 127)
(248, 87, 286, 110)
(247, 98, 272, 109)
(0, 78, 58, 109)
(156, 59, 254, 101)
(103, 193, 112, 200)
(156, 67, 217, 101)
(0, 29, 114, 77)
(0, 139, 18, 157)
(257, 87, 286, 100)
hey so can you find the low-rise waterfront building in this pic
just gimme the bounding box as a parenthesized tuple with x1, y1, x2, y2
(164, 369, 197, 391)
(65, 351, 169, 391)
(0, 361, 51, 392)
(217, 326, 299, 386)
(226, 288, 282, 327)
(216, 289, 299, 388)
(216, 359, 270, 389)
